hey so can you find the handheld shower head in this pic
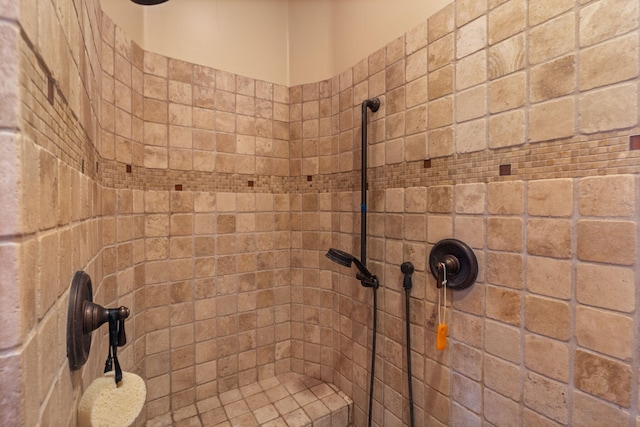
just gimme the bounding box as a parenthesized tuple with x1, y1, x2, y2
(325, 248, 353, 268)
(325, 248, 377, 287)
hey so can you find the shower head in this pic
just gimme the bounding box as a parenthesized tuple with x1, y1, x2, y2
(326, 248, 372, 280)
(131, 0, 169, 5)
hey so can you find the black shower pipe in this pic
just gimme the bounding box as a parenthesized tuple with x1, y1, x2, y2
(361, 97, 380, 427)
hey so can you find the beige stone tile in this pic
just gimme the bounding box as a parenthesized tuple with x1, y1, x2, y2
(578, 303, 634, 359)
(487, 251, 523, 289)
(484, 388, 519, 427)
(526, 256, 572, 300)
(456, 118, 487, 153)
(486, 285, 521, 326)
(489, 72, 525, 113)
(428, 65, 454, 100)
(386, 60, 405, 91)
(405, 106, 426, 136)
(579, 0, 638, 48)
(428, 34, 454, 73)
(487, 181, 524, 215)
(487, 217, 523, 252)
(385, 35, 405, 66)
(524, 295, 570, 340)
(523, 372, 568, 424)
(454, 183, 485, 214)
(579, 83, 638, 134)
(458, 50, 487, 90)
(457, 86, 486, 123)
(451, 372, 481, 413)
(574, 350, 631, 407)
(429, 126, 454, 158)
(456, 16, 487, 59)
(144, 51, 168, 77)
(579, 175, 635, 218)
(484, 319, 522, 363)
(456, 0, 487, 27)
(577, 220, 636, 265)
(488, 109, 525, 148)
(405, 132, 427, 161)
(530, 54, 576, 103)
(573, 391, 631, 427)
(529, 14, 575, 65)
(576, 263, 635, 313)
(454, 216, 485, 250)
(527, 218, 572, 259)
(428, 3, 454, 43)
(488, 0, 525, 45)
(579, 34, 638, 91)
(528, 97, 575, 142)
(528, 179, 573, 217)
(484, 355, 520, 401)
(488, 34, 524, 79)
(529, 0, 572, 25)
(428, 96, 453, 129)
(524, 334, 569, 382)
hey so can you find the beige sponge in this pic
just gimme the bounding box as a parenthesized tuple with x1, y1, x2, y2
(78, 371, 146, 427)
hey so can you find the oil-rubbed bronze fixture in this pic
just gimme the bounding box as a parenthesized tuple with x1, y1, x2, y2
(429, 239, 478, 290)
(67, 271, 130, 374)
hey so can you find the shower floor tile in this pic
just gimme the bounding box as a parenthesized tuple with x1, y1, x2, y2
(146, 373, 352, 427)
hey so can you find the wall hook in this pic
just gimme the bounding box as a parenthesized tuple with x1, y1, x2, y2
(429, 239, 478, 290)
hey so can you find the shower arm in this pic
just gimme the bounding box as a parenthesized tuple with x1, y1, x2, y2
(360, 98, 380, 266)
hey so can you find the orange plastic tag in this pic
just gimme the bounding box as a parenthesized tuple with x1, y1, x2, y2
(436, 323, 448, 350)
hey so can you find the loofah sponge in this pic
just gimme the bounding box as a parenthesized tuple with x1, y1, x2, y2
(78, 371, 146, 427)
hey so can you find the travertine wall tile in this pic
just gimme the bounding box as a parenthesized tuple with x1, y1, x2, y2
(579, 34, 639, 91)
(488, 34, 524, 79)
(489, 72, 525, 113)
(456, 118, 487, 153)
(486, 285, 521, 326)
(530, 54, 576, 103)
(488, 0, 525, 45)
(487, 217, 523, 251)
(529, 14, 575, 65)
(488, 181, 524, 214)
(576, 264, 635, 312)
(523, 372, 568, 423)
(484, 319, 521, 363)
(579, 0, 639, 48)
(529, 97, 575, 142)
(525, 295, 570, 340)
(456, 16, 487, 59)
(576, 306, 633, 360)
(579, 83, 638, 134)
(525, 334, 569, 382)
(528, 179, 573, 217)
(456, 86, 486, 123)
(488, 109, 525, 148)
(527, 218, 572, 258)
(484, 355, 520, 401)
(457, 50, 487, 90)
(528, 0, 573, 26)
(526, 256, 572, 300)
(577, 220, 636, 265)
(574, 350, 631, 407)
(428, 3, 454, 43)
(578, 175, 635, 217)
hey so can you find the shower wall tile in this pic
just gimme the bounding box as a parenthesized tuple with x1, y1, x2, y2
(530, 54, 576, 103)
(488, 0, 525, 45)
(524, 334, 570, 382)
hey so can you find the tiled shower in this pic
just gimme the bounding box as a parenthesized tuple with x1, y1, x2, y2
(1, 0, 639, 426)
